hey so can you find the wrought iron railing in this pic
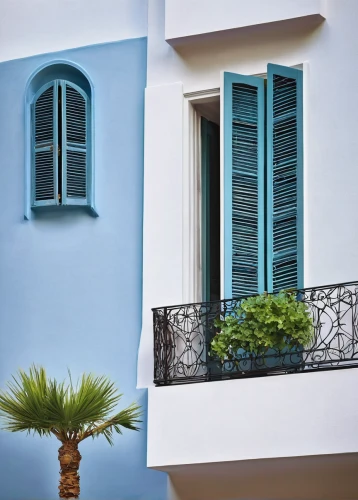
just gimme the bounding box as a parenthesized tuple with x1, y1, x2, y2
(153, 281, 358, 385)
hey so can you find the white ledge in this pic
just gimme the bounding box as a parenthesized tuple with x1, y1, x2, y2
(165, 0, 325, 46)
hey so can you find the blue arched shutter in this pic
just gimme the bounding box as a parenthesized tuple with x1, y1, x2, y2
(32, 81, 58, 206)
(223, 72, 265, 298)
(61, 81, 89, 206)
(266, 64, 303, 293)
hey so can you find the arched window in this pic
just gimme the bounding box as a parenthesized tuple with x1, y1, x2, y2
(25, 62, 96, 219)
(32, 79, 90, 206)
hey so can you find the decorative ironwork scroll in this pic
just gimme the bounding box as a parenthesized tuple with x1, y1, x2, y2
(153, 282, 358, 385)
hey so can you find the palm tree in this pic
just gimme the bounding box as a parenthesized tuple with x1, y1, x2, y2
(0, 365, 142, 499)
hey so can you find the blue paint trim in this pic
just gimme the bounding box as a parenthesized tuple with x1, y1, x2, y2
(87, 205, 99, 217)
(296, 69, 304, 289)
(266, 68, 273, 293)
(24, 59, 94, 98)
(266, 63, 304, 292)
(24, 60, 97, 219)
(223, 72, 265, 298)
(30, 102, 35, 212)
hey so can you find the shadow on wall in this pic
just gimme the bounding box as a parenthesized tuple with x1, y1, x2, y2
(171, 15, 325, 87)
(167, 453, 358, 500)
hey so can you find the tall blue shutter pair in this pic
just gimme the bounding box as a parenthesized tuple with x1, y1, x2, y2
(31, 80, 89, 207)
(224, 64, 303, 297)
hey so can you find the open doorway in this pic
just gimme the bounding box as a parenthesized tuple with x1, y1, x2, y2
(194, 97, 221, 302)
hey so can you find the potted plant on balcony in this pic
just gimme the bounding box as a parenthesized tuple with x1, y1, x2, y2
(210, 291, 314, 375)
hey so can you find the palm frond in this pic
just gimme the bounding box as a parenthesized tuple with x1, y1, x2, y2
(0, 365, 141, 444)
(80, 403, 142, 446)
(0, 366, 52, 436)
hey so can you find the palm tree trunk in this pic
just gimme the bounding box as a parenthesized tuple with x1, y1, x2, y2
(58, 440, 82, 499)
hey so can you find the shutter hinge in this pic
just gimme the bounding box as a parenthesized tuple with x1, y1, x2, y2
(50, 145, 61, 156)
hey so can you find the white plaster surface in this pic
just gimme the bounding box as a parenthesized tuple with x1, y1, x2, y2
(0, 0, 148, 62)
(165, 0, 323, 42)
(148, 369, 358, 467)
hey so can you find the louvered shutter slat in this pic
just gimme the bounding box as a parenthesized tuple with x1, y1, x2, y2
(224, 73, 265, 298)
(32, 82, 58, 206)
(267, 64, 303, 293)
(62, 82, 89, 205)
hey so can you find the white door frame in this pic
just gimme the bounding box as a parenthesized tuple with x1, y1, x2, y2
(182, 88, 220, 304)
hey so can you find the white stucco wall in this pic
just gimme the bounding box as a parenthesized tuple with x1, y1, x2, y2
(142, 81, 184, 317)
(148, 368, 358, 467)
(138, 0, 358, 388)
(0, 0, 148, 62)
(165, 0, 323, 43)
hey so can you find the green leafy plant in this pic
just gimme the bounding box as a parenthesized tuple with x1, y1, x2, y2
(211, 291, 314, 361)
(0, 366, 142, 499)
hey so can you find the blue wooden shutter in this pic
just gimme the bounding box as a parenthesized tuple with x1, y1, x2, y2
(32, 81, 58, 206)
(266, 64, 303, 293)
(223, 72, 265, 298)
(61, 81, 89, 205)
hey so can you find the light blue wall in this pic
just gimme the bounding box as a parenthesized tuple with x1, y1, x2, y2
(0, 38, 167, 500)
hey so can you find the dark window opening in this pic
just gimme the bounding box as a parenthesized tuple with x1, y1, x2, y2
(201, 115, 221, 302)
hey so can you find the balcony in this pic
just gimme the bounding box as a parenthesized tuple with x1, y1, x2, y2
(153, 281, 358, 386)
(148, 281, 358, 483)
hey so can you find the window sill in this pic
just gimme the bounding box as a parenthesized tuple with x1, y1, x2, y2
(24, 204, 99, 220)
